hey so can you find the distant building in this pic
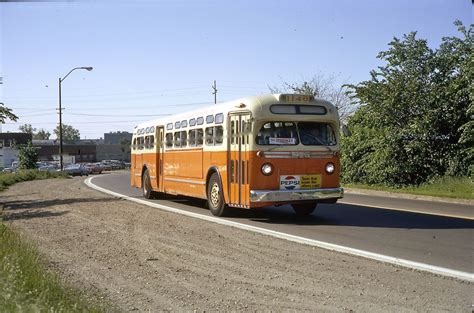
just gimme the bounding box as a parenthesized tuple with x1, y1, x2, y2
(29, 131, 132, 164)
(0, 132, 32, 168)
(75, 138, 104, 145)
(104, 131, 132, 145)
(0, 132, 31, 147)
(96, 144, 131, 162)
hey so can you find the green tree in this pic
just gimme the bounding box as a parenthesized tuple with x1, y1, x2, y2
(342, 21, 472, 186)
(54, 124, 80, 144)
(18, 141, 39, 169)
(0, 102, 18, 123)
(33, 129, 51, 140)
(18, 124, 36, 134)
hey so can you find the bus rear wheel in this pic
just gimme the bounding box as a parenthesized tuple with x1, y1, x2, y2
(291, 203, 317, 216)
(207, 173, 229, 217)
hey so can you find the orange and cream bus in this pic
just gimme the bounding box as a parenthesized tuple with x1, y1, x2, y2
(131, 94, 343, 216)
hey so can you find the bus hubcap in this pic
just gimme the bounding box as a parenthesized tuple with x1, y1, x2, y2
(210, 183, 220, 207)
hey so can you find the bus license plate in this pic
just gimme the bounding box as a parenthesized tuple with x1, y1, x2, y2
(280, 175, 321, 190)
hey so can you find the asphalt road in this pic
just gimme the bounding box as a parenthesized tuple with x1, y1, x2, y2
(89, 172, 473, 274)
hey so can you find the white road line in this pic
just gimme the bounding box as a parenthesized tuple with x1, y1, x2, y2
(85, 177, 474, 283)
(339, 200, 474, 221)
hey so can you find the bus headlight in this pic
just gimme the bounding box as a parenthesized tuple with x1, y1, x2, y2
(325, 162, 335, 174)
(261, 163, 273, 176)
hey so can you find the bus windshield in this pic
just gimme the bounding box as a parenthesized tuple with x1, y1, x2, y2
(256, 121, 337, 146)
(298, 122, 337, 146)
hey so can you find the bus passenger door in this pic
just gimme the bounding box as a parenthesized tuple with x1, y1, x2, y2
(228, 112, 251, 208)
(157, 127, 165, 192)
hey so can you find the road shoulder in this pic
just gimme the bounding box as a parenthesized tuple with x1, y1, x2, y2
(344, 187, 474, 205)
(1, 178, 472, 312)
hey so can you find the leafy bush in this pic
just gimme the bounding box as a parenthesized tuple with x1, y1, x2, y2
(0, 170, 68, 191)
(17, 141, 39, 170)
(342, 21, 472, 186)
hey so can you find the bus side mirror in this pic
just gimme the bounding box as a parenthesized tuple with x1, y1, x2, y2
(341, 124, 351, 137)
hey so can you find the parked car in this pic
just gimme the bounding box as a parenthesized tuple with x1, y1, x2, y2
(38, 164, 57, 172)
(84, 163, 103, 174)
(100, 162, 112, 171)
(110, 160, 125, 169)
(63, 164, 89, 176)
(2, 167, 14, 173)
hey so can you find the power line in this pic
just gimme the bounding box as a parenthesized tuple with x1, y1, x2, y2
(3, 86, 212, 100)
(3, 120, 147, 125)
(68, 113, 171, 117)
(9, 101, 214, 111)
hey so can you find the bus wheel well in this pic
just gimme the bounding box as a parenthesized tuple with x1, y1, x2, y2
(206, 167, 220, 190)
(141, 166, 148, 184)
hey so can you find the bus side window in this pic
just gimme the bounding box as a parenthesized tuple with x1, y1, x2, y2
(215, 126, 223, 145)
(196, 129, 203, 146)
(132, 138, 137, 150)
(149, 135, 154, 149)
(165, 133, 173, 148)
(189, 130, 196, 146)
(180, 131, 187, 147)
(205, 127, 214, 145)
(144, 136, 149, 149)
(174, 132, 181, 148)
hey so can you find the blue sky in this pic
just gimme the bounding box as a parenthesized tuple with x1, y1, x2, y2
(1, 0, 471, 139)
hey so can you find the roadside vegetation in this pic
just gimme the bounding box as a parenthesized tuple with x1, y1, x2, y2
(0, 170, 104, 312)
(0, 169, 68, 192)
(276, 21, 472, 198)
(344, 176, 474, 200)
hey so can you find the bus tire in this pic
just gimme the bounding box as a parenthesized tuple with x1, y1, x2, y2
(291, 203, 317, 216)
(142, 169, 154, 199)
(207, 173, 229, 217)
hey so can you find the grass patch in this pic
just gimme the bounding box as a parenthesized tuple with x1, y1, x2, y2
(0, 222, 104, 312)
(344, 176, 473, 199)
(0, 170, 68, 192)
(0, 170, 107, 312)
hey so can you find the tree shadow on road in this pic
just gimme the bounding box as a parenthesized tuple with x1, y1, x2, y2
(1, 197, 123, 221)
(2, 210, 69, 221)
(2, 197, 122, 211)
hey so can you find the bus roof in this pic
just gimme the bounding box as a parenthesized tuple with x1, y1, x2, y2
(133, 94, 338, 134)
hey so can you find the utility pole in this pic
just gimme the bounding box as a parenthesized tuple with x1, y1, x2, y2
(211, 80, 217, 104)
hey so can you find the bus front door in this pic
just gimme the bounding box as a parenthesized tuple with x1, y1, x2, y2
(157, 127, 164, 192)
(228, 112, 251, 208)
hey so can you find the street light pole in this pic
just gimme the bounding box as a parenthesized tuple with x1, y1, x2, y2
(58, 66, 93, 171)
(58, 77, 63, 171)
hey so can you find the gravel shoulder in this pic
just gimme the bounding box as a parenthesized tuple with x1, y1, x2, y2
(2, 177, 472, 312)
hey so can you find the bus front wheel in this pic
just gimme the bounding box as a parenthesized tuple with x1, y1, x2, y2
(207, 173, 229, 217)
(291, 203, 317, 216)
(142, 169, 154, 199)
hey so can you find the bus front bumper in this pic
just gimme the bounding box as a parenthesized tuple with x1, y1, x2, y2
(249, 187, 344, 203)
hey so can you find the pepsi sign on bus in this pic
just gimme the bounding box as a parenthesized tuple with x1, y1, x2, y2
(280, 175, 301, 190)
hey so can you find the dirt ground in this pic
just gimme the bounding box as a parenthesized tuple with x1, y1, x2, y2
(1, 177, 472, 312)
